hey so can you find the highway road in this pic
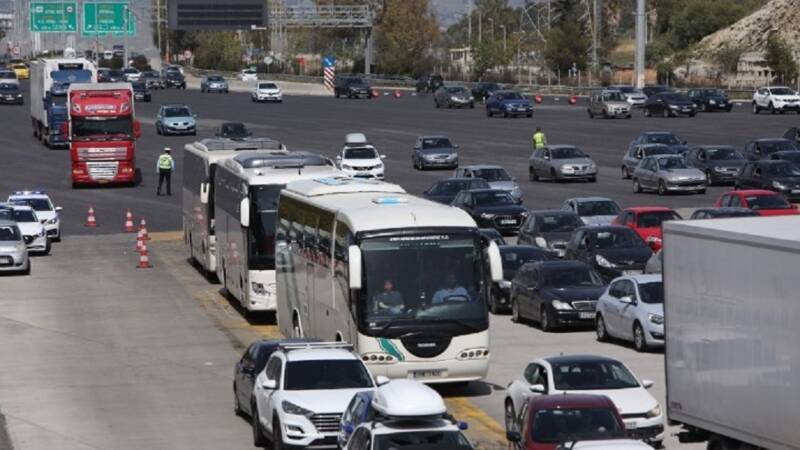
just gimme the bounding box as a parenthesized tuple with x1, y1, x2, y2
(1, 81, 797, 450)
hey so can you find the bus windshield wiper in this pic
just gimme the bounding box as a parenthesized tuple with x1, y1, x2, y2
(431, 317, 482, 333)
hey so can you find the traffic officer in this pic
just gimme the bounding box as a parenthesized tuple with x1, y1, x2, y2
(156, 147, 175, 196)
(532, 127, 547, 149)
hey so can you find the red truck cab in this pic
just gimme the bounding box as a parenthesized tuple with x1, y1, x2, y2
(66, 82, 141, 187)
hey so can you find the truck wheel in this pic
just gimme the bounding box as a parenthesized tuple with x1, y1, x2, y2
(633, 322, 648, 352)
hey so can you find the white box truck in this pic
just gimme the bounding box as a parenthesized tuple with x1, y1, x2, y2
(663, 216, 800, 450)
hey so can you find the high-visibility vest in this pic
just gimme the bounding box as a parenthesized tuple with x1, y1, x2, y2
(533, 132, 546, 148)
(158, 154, 173, 170)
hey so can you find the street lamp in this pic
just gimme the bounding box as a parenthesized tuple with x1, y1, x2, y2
(499, 25, 506, 52)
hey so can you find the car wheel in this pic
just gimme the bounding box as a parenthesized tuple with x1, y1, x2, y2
(663, 108, 670, 118)
(156, 124, 161, 135)
(489, 292, 499, 314)
(251, 403, 267, 447)
(633, 178, 642, 193)
(644, 108, 651, 117)
(588, 176, 597, 183)
(511, 297, 521, 322)
(526, 113, 533, 118)
(550, 168, 558, 182)
(698, 189, 706, 195)
(435, 100, 440, 108)
(633, 322, 648, 352)
(503, 110, 509, 118)
(701, 103, 707, 112)
(43, 239, 51, 255)
(22, 261, 30, 275)
(705, 170, 713, 186)
(769, 102, 776, 114)
(469, 102, 475, 109)
(622, 166, 630, 179)
(540, 306, 554, 332)
(233, 384, 243, 416)
(273, 419, 284, 450)
(486, 108, 492, 117)
(689, 112, 696, 117)
(658, 180, 667, 196)
(602, 109, 608, 119)
(529, 167, 539, 181)
(588, 109, 594, 118)
(504, 400, 516, 433)
(596, 314, 609, 342)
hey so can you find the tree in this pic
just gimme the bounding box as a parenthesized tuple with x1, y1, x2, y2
(543, 20, 590, 74)
(714, 44, 744, 75)
(471, 38, 511, 78)
(376, 0, 439, 76)
(193, 32, 242, 71)
(765, 33, 799, 84)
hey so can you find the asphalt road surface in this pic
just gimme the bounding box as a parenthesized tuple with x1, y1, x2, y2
(1, 81, 797, 450)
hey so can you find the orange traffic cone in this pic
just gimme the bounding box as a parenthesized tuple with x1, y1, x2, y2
(124, 209, 135, 232)
(137, 244, 151, 269)
(393, 89, 401, 99)
(139, 217, 150, 240)
(535, 94, 543, 104)
(569, 95, 578, 105)
(136, 229, 145, 251)
(371, 88, 379, 98)
(86, 207, 97, 227)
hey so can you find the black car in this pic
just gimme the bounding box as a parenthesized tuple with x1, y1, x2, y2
(0, 82, 23, 104)
(99, 68, 124, 83)
(141, 70, 164, 89)
(629, 131, 688, 156)
(683, 145, 746, 185)
(641, 85, 674, 98)
(783, 127, 800, 144)
(416, 74, 444, 93)
(490, 245, 552, 314)
(643, 92, 697, 118)
(421, 177, 490, 204)
(434, 85, 474, 109)
(510, 260, 606, 331)
(518, 210, 581, 258)
(471, 82, 502, 102)
(479, 228, 506, 247)
(131, 81, 151, 102)
(215, 122, 252, 140)
(688, 88, 732, 112)
(565, 226, 653, 281)
(689, 207, 759, 220)
(451, 189, 526, 235)
(742, 138, 798, 161)
(770, 150, 800, 165)
(334, 76, 372, 99)
(735, 160, 800, 201)
(164, 70, 186, 89)
(233, 339, 319, 418)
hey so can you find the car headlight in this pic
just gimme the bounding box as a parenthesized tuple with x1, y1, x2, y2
(713, 166, 728, 173)
(648, 313, 664, 325)
(375, 163, 384, 169)
(520, 211, 528, 217)
(669, 104, 679, 109)
(480, 213, 496, 219)
(551, 300, 573, 310)
(535, 237, 547, 248)
(498, 280, 511, 289)
(47, 218, 58, 225)
(282, 400, 314, 418)
(595, 254, 616, 268)
(469, 96, 475, 101)
(646, 404, 662, 418)
(560, 165, 575, 174)
(588, 163, 597, 171)
(772, 181, 788, 190)
(450, 96, 459, 101)
(708, 99, 716, 104)
(342, 164, 353, 170)
(16, 94, 22, 98)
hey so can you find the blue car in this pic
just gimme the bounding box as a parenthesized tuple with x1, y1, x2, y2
(338, 390, 375, 448)
(155, 104, 196, 136)
(486, 90, 533, 118)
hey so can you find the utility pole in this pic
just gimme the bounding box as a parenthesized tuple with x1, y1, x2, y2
(634, 0, 645, 88)
(478, 10, 482, 43)
(592, 0, 601, 72)
(467, 3, 472, 46)
(156, 0, 162, 63)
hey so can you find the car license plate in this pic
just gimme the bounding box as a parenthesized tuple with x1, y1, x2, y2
(409, 369, 445, 379)
(624, 421, 638, 430)
(792, 190, 800, 194)
(623, 270, 642, 275)
(0, 256, 11, 264)
(501, 219, 517, 225)
(579, 312, 594, 319)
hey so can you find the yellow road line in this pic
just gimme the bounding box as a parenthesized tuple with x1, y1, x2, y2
(446, 397, 506, 449)
(148, 230, 183, 242)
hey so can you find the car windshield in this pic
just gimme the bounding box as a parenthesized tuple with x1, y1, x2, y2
(766, 163, 800, 177)
(0, 71, 15, 79)
(593, 229, 646, 249)
(657, 157, 689, 169)
(13, 210, 37, 222)
(208, 76, 223, 81)
(132, 83, 146, 91)
(637, 211, 681, 228)
(746, 195, 792, 209)
(344, 147, 378, 159)
(375, 431, 472, 450)
(776, 152, 800, 164)
(164, 107, 191, 117)
(0, 84, 18, 92)
(551, 147, 586, 159)
(284, 360, 373, 390)
(531, 407, 625, 443)
(501, 92, 523, 100)
(543, 266, 605, 287)
(760, 140, 797, 153)
(0, 209, 13, 221)
(661, 93, 688, 102)
(107, 70, 123, 77)
(166, 72, 182, 79)
(552, 359, 640, 390)
(576, 201, 620, 216)
(770, 87, 796, 95)
(501, 248, 549, 272)
(702, 89, 724, 96)
(421, 137, 453, 150)
(346, 78, 366, 85)
(638, 281, 664, 304)
(12, 199, 51, 211)
(645, 134, 681, 145)
(643, 146, 676, 156)
(220, 123, 249, 137)
(0, 225, 20, 241)
(123, 68, 137, 74)
(473, 191, 516, 206)
(473, 168, 511, 181)
(143, 72, 158, 78)
(258, 83, 277, 89)
(602, 91, 625, 101)
(446, 87, 467, 94)
(706, 147, 743, 160)
(538, 214, 580, 233)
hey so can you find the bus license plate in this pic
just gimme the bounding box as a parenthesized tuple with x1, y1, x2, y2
(579, 312, 594, 319)
(410, 369, 445, 379)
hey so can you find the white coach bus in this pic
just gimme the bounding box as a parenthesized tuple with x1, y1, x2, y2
(182, 138, 285, 279)
(276, 177, 503, 383)
(214, 152, 342, 313)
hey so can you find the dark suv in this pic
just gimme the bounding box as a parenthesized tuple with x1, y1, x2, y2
(334, 76, 372, 99)
(688, 88, 732, 112)
(416, 73, 444, 93)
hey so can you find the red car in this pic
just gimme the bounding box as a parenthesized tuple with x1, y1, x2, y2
(507, 394, 627, 450)
(715, 190, 800, 216)
(612, 207, 682, 251)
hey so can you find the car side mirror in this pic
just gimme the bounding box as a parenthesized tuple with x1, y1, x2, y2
(381, 154, 387, 159)
(261, 378, 277, 390)
(515, 198, 523, 205)
(543, 155, 550, 160)
(343, 424, 355, 434)
(529, 384, 546, 394)
(642, 379, 654, 389)
(453, 144, 459, 148)
(682, 140, 688, 145)
(506, 431, 522, 443)
(55, 206, 63, 212)
(620, 295, 634, 304)
(193, 114, 197, 119)
(375, 375, 390, 386)
(336, 155, 342, 160)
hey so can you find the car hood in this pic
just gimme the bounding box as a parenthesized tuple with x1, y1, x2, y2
(772, 177, 800, 187)
(34, 211, 57, 221)
(666, 100, 695, 107)
(555, 157, 594, 166)
(341, 158, 381, 167)
(16, 222, 44, 234)
(581, 215, 617, 226)
(500, 99, 531, 106)
(283, 388, 371, 415)
(771, 95, 800, 101)
(420, 149, 456, 157)
(704, 96, 729, 102)
(637, 301, 664, 316)
(570, 439, 655, 450)
(604, 101, 630, 108)
(488, 181, 518, 192)
(542, 286, 606, 301)
(540, 231, 573, 244)
(473, 205, 527, 216)
(660, 168, 705, 180)
(596, 247, 652, 265)
(258, 88, 281, 93)
(558, 387, 658, 416)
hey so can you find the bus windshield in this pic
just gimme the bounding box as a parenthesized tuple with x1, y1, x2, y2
(360, 232, 487, 336)
(248, 185, 283, 271)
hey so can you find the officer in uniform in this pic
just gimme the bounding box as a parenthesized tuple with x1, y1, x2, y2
(156, 147, 175, 196)
(533, 127, 547, 150)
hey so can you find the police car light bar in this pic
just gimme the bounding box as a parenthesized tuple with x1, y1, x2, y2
(12, 191, 45, 196)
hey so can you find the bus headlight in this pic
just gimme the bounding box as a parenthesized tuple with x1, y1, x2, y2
(458, 347, 490, 360)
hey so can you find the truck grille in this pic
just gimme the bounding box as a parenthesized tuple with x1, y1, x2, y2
(87, 162, 119, 179)
(571, 300, 597, 311)
(78, 147, 128, 161)
(310, 414, 342, 433)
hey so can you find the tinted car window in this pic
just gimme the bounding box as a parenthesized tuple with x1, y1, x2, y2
(531, 408, 624, 443)
(164, 107, 191, 117)
(706, 147, 743, 160)
(577, 201, 620, 216)
(284, 360, 373, 390)
(538, 214, 580, 232)
(746, 195, 791, 209)
(421, 137, 453, 149)
(551, 360, 639, 390)
(766, 162, 800, 176)
(542, 267, 605, 287)
(501, 248, 550, 272)
(592, 229, 646, 249)
(638, 281, 664, 304)
(473, 168, 511, 181)
(473, 191, 515, 206)
(0, 225, 20, 241)
(645, 134, 681, 145)
(550, 147, 586, 159)
(344, 147, 378, 159)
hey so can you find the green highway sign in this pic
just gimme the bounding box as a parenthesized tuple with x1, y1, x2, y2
(30, 2, 78, 32)
(82, 2, 136, 36)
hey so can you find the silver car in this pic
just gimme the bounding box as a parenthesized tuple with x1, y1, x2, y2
(609, 85, 648, 108)
(632, 155, 707, 195)
(0, 220, 30, 275)
(412, 135, 459, 170)
(595, 274, 664, 352)
(621, 143, 680, 179)
(560, 197, 621, 226)
(529, 145, 597, 182)
(453, 165, 521, 200)
(587, 89, 632, 119)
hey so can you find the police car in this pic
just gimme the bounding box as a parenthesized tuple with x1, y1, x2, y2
(7, 191, 62, 241)
(7, 204, 50, 254)
(340, 379, 473, 450)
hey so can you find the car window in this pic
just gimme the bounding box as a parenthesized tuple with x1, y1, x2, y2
(576, 201, 620, 217)
(374, 430, 472, 450)
(265, 357, 282, 385)
(13, 209, 37, 222)
(473, 191, 515, 206)
(473, 168, 511, 181)
(637, 281, 664, 304)
(551, 147, 586, 159)
(657, 157, 688, 170)
(592, 229, 646, 249)
(0, 225, 20, 241)
(164, 107, 191, 117)
(746, 194, 791, 209)
(284, 360, 373, 390)
(538, 214, 580, 232)
(531, 407, 624, 443)
(421, 137, 453, 149)
(637, 211, 681, 227)
(344, 147, 378, 159)
(551, 360, 640, 390)
(706, 147, 743, 160)
(542, 266, 605, 287)
(349, 428, 370, 450)
(728, 195, 741, 207)
(645, 134, 681, 145)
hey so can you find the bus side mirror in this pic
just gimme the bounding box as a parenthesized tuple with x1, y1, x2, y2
(133, 120, 141, 139)
(239, 198, 250, 227)
(348, 245, 362, 290)
(200, 182, 209, 204)
(488, 241, 503, 282)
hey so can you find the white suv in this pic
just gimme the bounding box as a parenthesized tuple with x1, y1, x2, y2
(337, 133, 386, 179)
(251, 342, 380, 449)
(8, 191, 62, 241)
(752, 86, 800, 114)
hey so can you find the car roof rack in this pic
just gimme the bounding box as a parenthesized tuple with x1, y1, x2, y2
(277, 342, 354, 352)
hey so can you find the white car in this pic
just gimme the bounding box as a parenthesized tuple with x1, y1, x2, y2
(609, 85, 647, 108)
(752, 86, 800, 114)
(122, 67, 141, 82)
(561, 197, 622, 226)
(252, 82, 283, 103)
(7, 204, 49, 254)
(0, 69, 19, 85)
(0, 220, 29, 275)
(238, 69, 259, 82)
(505, 354, 664, 446)
(337, 133, 386, 179)
(251, 342, 380, 449)
(595, 274, 664, 352)
(8, 191, 62, 241)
